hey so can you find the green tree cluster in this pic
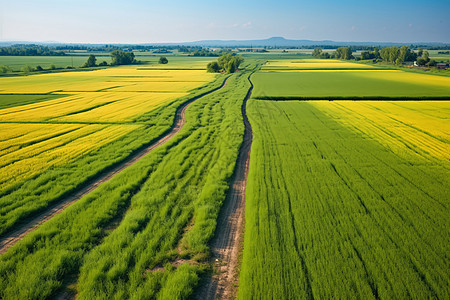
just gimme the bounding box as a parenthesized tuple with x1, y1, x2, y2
(312, 48, 331, 59)
(110, 50, 136, 65)
(207, 53, 244, 73)
(0, 65, 12, 73)
(158, 56, 168, 64)
(416, 50, 432, 66)
(82, 54, 97, 68)
(334, 47, 353, 60)
(360, 48, 381, 60)
(379, 46, 419, 65)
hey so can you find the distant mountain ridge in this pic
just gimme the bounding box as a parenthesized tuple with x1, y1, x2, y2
(1, 37, 448, 47)
(174, 37, 448, 47)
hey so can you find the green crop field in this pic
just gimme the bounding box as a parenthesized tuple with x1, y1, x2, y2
(252, 70, 450, 99)
(239, 99, 449, 299)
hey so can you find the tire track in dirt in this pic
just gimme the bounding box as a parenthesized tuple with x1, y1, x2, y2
(195, 74, 253, 300)
(0, 77, 229, 255)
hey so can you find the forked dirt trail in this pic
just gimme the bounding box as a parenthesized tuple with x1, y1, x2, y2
(196, 75, 253, 300)
(0, 78, 228, 255)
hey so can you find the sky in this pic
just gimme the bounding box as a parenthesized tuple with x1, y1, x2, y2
(1, 0, 449, 44)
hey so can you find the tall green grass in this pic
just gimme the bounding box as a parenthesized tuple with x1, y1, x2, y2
(239, 100, 449, 299)
(0, 63, 258, 299)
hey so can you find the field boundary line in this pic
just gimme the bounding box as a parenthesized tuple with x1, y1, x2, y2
(0, 76, 229, 255)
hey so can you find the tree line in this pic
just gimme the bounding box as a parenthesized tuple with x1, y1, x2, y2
(0, 45, 65, 56)
(82, 50, 137, 68)
(313, 46, 437, 66)
(313, 47, 353, 60)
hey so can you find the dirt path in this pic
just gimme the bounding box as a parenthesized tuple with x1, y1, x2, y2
(195, 75, 253, 300)
(0, 77, 228, 255)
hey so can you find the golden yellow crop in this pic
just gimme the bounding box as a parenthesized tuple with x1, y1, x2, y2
(0, 124, 141, 192)
(0, 66, 215, 122)
(0, 63, 217, 192)
(312, 101, 450, 161)
(57, 92, 186, 122)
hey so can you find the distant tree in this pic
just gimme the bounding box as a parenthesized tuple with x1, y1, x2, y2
(0, 65, 12, 73)
(21, 65, 34, 73)
(206, 61, 220, 73)
(416, 57, 427, 66)
(225, 60, 237, 73)
(35, 65, 43, 71)
(422, 50, 430, 62)
(380, 47, 400, 63)
(159, 56, 168, 64)
(428, 59, 437, 67)
(83, 55, 97, 68)
(98, 61, 108, 66)
(373, 48, 381, 59)
(110, 50, 135, 65)
(207, 54, 243, 73)
(400, 46, 417, 62)
(312, 48, 322, 58)
(360, 51, 374, 60)
(335, 47, 353, 60)
(321, 52, 331, 59)
(49, 64, 56, 70)
(217, 54, 233, 69)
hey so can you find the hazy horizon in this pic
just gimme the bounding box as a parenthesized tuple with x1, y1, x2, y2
(1, 0, 449, 44)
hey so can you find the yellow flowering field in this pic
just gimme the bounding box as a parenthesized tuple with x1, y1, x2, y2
(56, 92, 186, 122)
(0, 61, 217, 194)
(311, 101, 450, 161)
(0, 123, 141, 192)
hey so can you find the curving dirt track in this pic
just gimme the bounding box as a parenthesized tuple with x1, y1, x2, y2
(0, 77, 228, 255)
(195, 75, 253, 300)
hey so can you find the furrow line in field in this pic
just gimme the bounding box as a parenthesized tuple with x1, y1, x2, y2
(0, 77, 229, 255)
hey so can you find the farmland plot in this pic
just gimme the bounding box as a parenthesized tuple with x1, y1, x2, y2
(252, 70, 450, 99)
(239, 100, 449, 299)
(0, 61, 219, 236)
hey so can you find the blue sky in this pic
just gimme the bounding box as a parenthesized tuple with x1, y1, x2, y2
(1, 0, 449, 43)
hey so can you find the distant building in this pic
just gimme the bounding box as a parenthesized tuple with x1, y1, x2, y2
(436, 63, 449, 69)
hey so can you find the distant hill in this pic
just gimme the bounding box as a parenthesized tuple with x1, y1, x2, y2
(158, 37, 448, 47)
(1, 37, 448, 48)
